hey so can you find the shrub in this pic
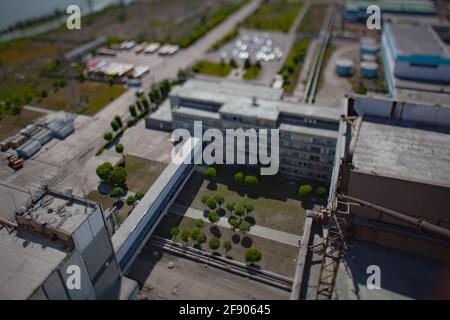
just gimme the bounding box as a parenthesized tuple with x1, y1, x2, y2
(103, 132, 113, 141)
(209, 237, 220, 250)
(234, 206, 245, 217)
(206, 198, 217, 211)
(109, 167, 127, 186)
(316, 186, 328, 198)
(129, 105, 137, 117)
(228, 216, 240, 230)
(226, 201, 236, 213)
(111, 120, 120, 132)
(190, 227, 201, 240)
(244, 175, 259, 187)
(234, 171, 244, 184)
(243, 202, 254, 214)
(208, 210, 220, 224)
(170, 227, 180, 239)
(114, 115, 123, 127)
(96, 162, 113, 181)
(238, 220, 251, 233)
(223, 240, 232, 252)
(196, 233, 207, 245)
(213, 194, 225, 207)
(110, 187, 124, 198)
(205, 167, 217, 180)
(298, 184, 313, 198)
(135, 191, 145, 200)
(245, 248, 262, 264)
(126, 195, 136, 206)
(194, 218, 205, 229)
(181, 229, 190, 242)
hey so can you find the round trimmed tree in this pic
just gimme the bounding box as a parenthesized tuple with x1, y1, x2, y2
(228, 216, 240, 230)
(244, 175, 259, 187)
(245, 248, 262, 264)
(206, 198, 217, 211)
(209, 237, 220, 250)
(96, 162, 113, 181)
(234, 171, 244, 184)
(110, 187, 124, 198)
(109, 167, 127, 186)
(298, 184, 313, 198)
(208, 210, 220, 224)
(213, 194, 225, 208)
(316, 186, 328, 198)
(204, 166, 217, 181)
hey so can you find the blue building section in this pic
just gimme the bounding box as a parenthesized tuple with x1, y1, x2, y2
(381, 23, 450, 85)
(345, 0, 436, 22)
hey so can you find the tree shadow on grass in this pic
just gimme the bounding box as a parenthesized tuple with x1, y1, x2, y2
(218, 208, 226, 217)
(206, 181, 217, 191)
(98, 182, 114, 195)
(301, 199, 315, 210)
(193, 244, 203, 251)
(212, 252, 222, 257)
(241, 236, 253, 248)
(231, 234, 240, 244)
(244, 216, 256, 225)
(114, 200, 125, 210)
(202, 209, 209, 218)
(210, 225, 222, 238)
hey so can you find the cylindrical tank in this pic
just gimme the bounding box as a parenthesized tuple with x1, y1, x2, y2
(335, 59, 353, 77)
(360, 44, 378, 57)
(361, 61, 378, 79)
(362, 54, 376, 62)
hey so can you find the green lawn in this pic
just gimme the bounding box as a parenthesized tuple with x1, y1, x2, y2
(154, 214, 299, 277)
(279, 37, 310, 93)
(87, 190, 132, 224)
(123, 155, 167, 193)
(241, 0, 303, 32)
(175, 166, 310, 234)
(0, 110, 43, 140)
(192, 60, 233, 77)
(243, 65, 261, 80)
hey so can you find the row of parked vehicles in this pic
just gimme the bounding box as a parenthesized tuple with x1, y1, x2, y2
(120, 40, 180, 56)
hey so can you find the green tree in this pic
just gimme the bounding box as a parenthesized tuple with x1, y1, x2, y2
(316, 186, 328, 198)
(209, 237, 220, 250)
(213, 194, 224, 208)
(141, 98, 149, 112)
(201, 195, 210, 210)
(190, 227, 201, 240)
(114, 115, 123, 127)
(170, 227, 180, 239)
(194, 218, 205, 229)
(126, 195, 136, 207)
(110, 187, 124, 198)
(226, 201, 236, 214)
(103, 132, 113, 142)
(96, 162, 113, 181)
(238, 220, 251, 233)
(160, 80, 171, 97)
(208, 210, 220, 224)
(109, 167, 127, 186)
(197, 233, 207, 245)
(228, 216, 240, 230)
(206, 198, 217, 211)
(223, 240, 232, 255)
(234, 205, 245, 217)
(243, 202, 254, 215)
(115, 144, 125, 162)
(181, 229, 190, 242)
(149, 87, 160, 103)
(205, 167, 217, 180)
(234, 171, 244, 184)
(111, 119, 120, 132)
(129, 105, 137, 118)
(135, 191, 145, 200)
(245, 248, 262, 264)
(136, 100, 143, 112)
(298, 184, 313, 198)
(244, 57, 252, 69)
(244, 175, 259, 187)
(230, 58, 237, 68)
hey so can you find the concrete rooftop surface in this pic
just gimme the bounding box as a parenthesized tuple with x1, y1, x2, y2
(352, 121, 450, 187)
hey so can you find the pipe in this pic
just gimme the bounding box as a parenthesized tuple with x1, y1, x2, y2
(340, 194, 450, 241)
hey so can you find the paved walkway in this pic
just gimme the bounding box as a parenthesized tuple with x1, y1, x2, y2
(170, 204, 301, 247)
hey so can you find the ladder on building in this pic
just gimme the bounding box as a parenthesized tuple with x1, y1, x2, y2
(315, 200, 350, 300)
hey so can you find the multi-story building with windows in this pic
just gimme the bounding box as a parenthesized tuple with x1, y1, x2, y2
(147, 79, 342, 184)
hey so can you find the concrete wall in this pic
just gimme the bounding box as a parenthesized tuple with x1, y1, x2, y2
(347, 170, 450, 229)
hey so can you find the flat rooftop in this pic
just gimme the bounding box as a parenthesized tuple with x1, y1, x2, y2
(352, 121, 450, 187)
(387, 23, 449, 58)
(21, 190, 98, 235)
(171, 79, 343, 123)
(0, 227, 69, 300)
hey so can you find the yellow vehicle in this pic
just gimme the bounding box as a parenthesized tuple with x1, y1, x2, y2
(7, 155, 24, 170)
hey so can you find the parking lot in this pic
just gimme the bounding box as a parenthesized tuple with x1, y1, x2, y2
(204, 29, 292, 85)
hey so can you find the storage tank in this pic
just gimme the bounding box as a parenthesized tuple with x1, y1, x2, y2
(361, 61, 378, 79)
(360, 43, 378, 57)
(361, 54, 376, 62)
(335, 59, 353, 77)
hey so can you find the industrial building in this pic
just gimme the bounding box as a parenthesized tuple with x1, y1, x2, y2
(147, 79, 342, 183)
(381, 23, 450, 104)
(294, 95, 450, 300)
(0, 188, 138, 300)
(345, 0, 436, 22)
